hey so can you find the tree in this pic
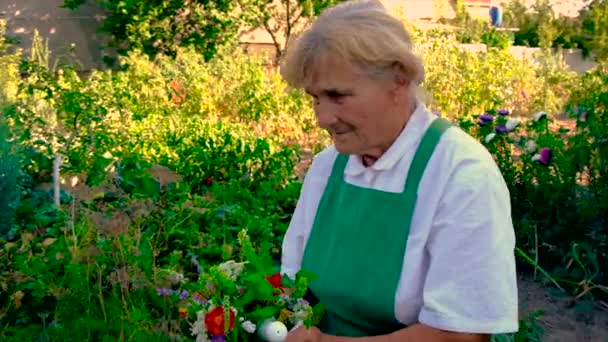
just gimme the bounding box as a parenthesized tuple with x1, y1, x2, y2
(62, 0, 344, 65)
(580, 0, 608, 63)
(243, 0, 344, 65)
(62, 0, 262, 63)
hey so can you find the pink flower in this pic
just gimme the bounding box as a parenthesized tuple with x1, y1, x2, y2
(533, 147, 552, 165)
(539, 147, 552, 164)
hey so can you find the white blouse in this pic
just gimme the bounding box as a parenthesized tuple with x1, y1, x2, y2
(280, 103, 519, 334)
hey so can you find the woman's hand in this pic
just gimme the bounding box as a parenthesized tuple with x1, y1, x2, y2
(285, 325, 323, 342)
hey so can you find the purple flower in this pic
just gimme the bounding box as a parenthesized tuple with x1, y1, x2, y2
(495, 124, 508, 133)
(191, 293, 208, 305)
(156, 288, 172, 296)
(498, 109, 509, 116)
(179, 290, 189, 300)
(480, 114, 494, 122)
(539, 147, 552, 165)
(211, 335, 227, 342)
(580, 112, 587, 122)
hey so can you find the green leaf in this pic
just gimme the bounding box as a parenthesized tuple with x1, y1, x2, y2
(248, 305, 282, 323)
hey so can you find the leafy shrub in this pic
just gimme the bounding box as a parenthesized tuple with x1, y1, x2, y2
(413, 30, 579, 119)
(459, 93, 608, 297)
(0, 119, 21, 237)
(61, 0, 253, 63)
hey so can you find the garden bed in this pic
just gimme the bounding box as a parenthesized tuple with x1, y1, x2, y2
(518, 275, 608, 342)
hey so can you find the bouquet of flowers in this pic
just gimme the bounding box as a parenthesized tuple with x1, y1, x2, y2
(161, 230, 324, 342)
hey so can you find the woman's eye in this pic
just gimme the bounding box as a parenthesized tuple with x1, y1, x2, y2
(327, 91, 344, 99)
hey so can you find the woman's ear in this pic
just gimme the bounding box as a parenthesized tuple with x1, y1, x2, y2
(392, 62, 410, 88)
(390, 62, 411, 103)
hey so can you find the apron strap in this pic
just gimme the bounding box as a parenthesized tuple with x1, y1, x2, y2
(402, 118, 452, 195)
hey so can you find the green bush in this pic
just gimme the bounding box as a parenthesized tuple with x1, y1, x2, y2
(458, 89, 608, 296)
(413, 30, 579, 118)
(0, 119, 21, 237)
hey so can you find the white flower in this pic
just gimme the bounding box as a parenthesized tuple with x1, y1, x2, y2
(170, 271, 185, 285)
(532, 111, 547, 122)
(241, 320, 257, 333)
(290, 299, 313, 323)
(526, 140, 537, 153)
(260, 320, 288, 342)
(190, 310, 211, 342)
(217, 260, 247, 280)
(506, 118, 521, 131)
(485, 133, 496, 143)
(531, 153, 541, 162)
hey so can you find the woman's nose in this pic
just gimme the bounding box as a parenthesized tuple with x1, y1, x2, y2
(315, 100, 338, 128)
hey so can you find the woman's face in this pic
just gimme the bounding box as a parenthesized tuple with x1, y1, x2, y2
(304, 58, 412, 158)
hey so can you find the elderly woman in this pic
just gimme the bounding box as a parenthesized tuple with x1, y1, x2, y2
(279, 1, 518, 342)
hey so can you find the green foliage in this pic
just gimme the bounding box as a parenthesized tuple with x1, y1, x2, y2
(413, 30, 578, 118)
(61, 0, 344, 66)
(458, 95, 608, 298)
(250, 0, 345, 63)
(580, 0, 608, 62)
(0, 20, 21, 102)
(0, 119, 21, 237)
(62, 0, 255, 63)
(443, 0, 608, 60)
(500, 0, 608, 60)
(439, 2, 514, 48)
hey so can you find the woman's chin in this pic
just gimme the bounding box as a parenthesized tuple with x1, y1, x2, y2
(333, 141, 358, 155)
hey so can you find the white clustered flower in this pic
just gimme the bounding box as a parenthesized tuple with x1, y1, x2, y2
(290, 298, 313, 323)
(526, 140, 537, 153)
(170, 271, 185, 285)
(190, 310, 211, 342)
(506, 118, 521, 131)
(241, 319, 257, 333)
(485, 133, 496, 143)
(217, 260, 247, 281)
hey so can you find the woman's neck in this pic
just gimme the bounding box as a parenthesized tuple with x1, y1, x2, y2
(360, 100, 417, 167)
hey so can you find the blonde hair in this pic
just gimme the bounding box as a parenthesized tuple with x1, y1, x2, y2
(280, 0, 425, 91)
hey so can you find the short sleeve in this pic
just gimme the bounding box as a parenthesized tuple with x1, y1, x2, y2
(418, 158, 519, 334)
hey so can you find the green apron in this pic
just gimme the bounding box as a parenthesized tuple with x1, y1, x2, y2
(301, 118, 452, 337)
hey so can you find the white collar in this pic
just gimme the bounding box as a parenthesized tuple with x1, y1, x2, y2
(344, 102, 435, 176)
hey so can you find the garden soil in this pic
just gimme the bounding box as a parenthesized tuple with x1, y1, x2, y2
(518, 274, 608, 342)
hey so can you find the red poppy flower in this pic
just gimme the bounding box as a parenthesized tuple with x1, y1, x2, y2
(265, 273, 284, 294)
(204, 306, 236, 336)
